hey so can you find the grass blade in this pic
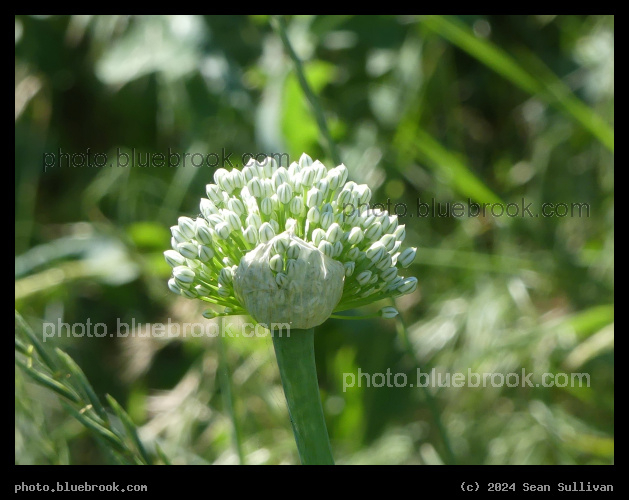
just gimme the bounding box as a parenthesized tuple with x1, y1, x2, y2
(421, 15, 614, 151)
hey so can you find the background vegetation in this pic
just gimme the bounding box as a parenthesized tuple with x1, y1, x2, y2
(15, 15, 614, 465)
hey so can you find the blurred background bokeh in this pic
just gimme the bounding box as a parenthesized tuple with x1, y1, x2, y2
(15, 15, 613, 465)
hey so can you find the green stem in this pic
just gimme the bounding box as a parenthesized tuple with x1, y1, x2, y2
(272, 328, 334, 465)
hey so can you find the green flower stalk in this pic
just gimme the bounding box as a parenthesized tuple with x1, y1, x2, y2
(164, 153, 418, 464)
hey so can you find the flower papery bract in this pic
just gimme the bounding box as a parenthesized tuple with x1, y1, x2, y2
(233, 232, 345, 328)
(164, 154, 419, 321)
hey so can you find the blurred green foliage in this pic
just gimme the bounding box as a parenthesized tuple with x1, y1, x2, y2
(15, 15, 613, 465)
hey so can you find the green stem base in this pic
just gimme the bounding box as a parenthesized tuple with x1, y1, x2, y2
(272, 327, 334, 465)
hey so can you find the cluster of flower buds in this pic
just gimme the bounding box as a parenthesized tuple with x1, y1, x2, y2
(165, 153, 417, 324)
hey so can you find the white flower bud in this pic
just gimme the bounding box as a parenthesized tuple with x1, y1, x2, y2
(180, 288, 197, 299)
(228, 197, 246, 216)
(366, 242, 386, 263)
(317, 179, 329, 198)
(347, 246, 361, 261)
(318, 240, 334, 257)
(384, 215, 398, 234)
(344, 261, 355, 276)
(356, 270, 372, 286)
(345, 210, 359, 227)
(269, 194, 280, 212)
(206, 183, 223, 204)
(365, 222, 383, 241)
(277, 182, 293, 204)
(312, 228, 326, 247)
(262, 157, 277, 178)
(379, 234, 397, 252)
(270, 219, 280, 233)
(285, 217, 298, 233)
(242, 164, 255, 182)
(337, 188, 353, 210)
(234, 169, 246, 188)
(164, 250, 186, 267)
(307, 206, 321, 224)
(380, 266, 398, 282)
(177, 217, 196, 239)
(245, 213, 262, 230)
(347, 226, 364, 245)
(248, 177, 263, 198)
(300, 167, 316, 188)
(177, 242, 198, 260)
(334, 210, 345, 226)
(287, 242, 301, 259)
(243, 191, 256, 209)
(312, 161, 327, 183)
(200, 198, 218, 218)
(173, 266, 195, 286)
(380, 306, 399, 319)
(213, 168, 229, 186)
(261, 197, 273, 216)
(206, 214, 224, 228)
(222, 210, 242, 232)
(262, 178, 274, 198)
(198, 245, 215, 262)
(386, 276, 403, 291)
(195, 220, 213, 246)
(354, 184, 371, 205)
(195, 284, 212, 296)
(273, 234, 290, 254)
(397, 277, 418, 294)
(333, 241, 343, 257)
(217, 284, 231, 297)
(242, 225, 258, 245)
(336, 164, 349, 185)
(289, 196, 304, 216)
(373, 209, 387, 225)
(397, 247, 417, 268)
(326, 223, 343, 243)
(320, 211, 333, 230)
(361, 286, 377, 298)
(272, 168, 289, 190)
(393, 225, 406, 241)
(327, 171, 341, 191)
(376, 252, 392, 271)
(299, 153, 314, 168)
(171, 226, 187, 244)
(259, 222, 275, 243)
(288, 161, 301, 177)
(307, 187, 323, 208)
(168, 278, 182, 295)
(215, 222, 231, 239)
(362, 213, 376, 228)
(219, 267, 233, 285)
